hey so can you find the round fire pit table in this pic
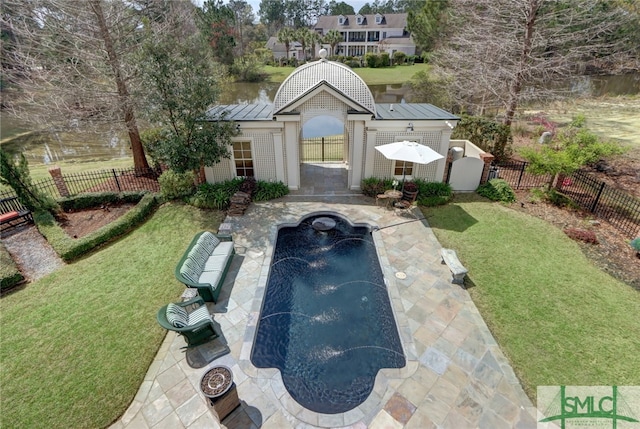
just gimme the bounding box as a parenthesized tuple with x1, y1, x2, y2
(200, 366, 240, 421)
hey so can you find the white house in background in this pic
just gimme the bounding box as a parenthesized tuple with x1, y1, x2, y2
(200, 52, 497, 193)
(314, 13, 416, 57)
(266, 37, 304, 60)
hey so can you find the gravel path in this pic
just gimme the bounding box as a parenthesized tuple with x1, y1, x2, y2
(1, 225, 65, 281)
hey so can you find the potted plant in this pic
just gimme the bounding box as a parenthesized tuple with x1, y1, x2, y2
(403, 182, 417, 192)
(402, 182, 418, 202)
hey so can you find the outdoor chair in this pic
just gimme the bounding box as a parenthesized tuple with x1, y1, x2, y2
(156, 296, 218, 348)
(394, 189, 419, 209)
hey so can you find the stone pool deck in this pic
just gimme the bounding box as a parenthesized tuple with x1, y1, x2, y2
(110, 197, 537, 429)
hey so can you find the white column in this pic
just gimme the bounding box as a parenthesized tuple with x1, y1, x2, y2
(350, 121, 366, 190)
(283, 121, 300, 190)
(273, 132, 285, 183)
(364, 129, 377, 178)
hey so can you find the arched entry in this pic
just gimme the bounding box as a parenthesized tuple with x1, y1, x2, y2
(298, 114, 349, 194)
(300, 115, 346, 163)
(270, 53, 377, 193)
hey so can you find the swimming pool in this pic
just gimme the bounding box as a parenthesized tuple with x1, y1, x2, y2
(250, 213, 405, 414)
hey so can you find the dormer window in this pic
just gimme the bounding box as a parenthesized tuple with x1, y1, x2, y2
(356, 14, 363, 25)
(338, 15, 345, 25)
(375, 14, 383, 24)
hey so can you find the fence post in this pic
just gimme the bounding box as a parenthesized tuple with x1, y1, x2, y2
(321, 137, 325, 162)
(48, 166, 70, 197)
(590, 181, 606, 213)
(112, 169, 122, 192)
(516, 162, 526, 189)
(479, 153, 495, 184)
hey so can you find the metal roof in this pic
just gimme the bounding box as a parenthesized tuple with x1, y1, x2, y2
(204, 104, 273, 121)
(375, 103, 460, 121)
(204, 103, 459, 122)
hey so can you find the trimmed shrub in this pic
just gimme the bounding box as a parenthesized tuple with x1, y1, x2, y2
(361, 177, 395, 197)
(189, 178, 243, 210)
(414, 179, 453, 207)
(253, 181, 289, 201)
(189, 185, 232, 210)
(476, 179, 516, 203)
(158, 170, 196, 200)
(393, 51, 406, 65)
(545, 188, 577, 208)
(1, 243, 24, 291)
(365, 52, 378, 68)
(379, 52, 390, 67)
(58, 192, 143, 211)
(37, 193, 158, 262)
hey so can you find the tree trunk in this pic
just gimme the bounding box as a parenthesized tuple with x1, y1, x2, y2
(504, 0, 541, 127)
(89, 0, 150, 172)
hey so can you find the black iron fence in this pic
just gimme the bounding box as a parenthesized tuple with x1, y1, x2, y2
(61, 168, 160, 195)
(492, 160, 553, 189)
(0, 179, 60, 201)
(557, 170, 640, 238)
(490, 160, 640, 238)
(0, 167, 159, 201)
(301, 136, 344, 162)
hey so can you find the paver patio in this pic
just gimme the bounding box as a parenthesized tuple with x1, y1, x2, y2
(110, 193, 538, 429)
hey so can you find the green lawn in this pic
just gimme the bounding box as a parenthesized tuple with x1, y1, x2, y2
(423, 194, 640, 401)
(262, 63, 429, 85)
(0, 203, 223, 429)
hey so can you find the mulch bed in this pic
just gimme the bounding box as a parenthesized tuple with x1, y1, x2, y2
(511, 190, 640, 291)
(59, 203, 136, 239)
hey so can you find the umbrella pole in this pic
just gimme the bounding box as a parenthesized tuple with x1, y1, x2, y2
(401, 164, 406, 193)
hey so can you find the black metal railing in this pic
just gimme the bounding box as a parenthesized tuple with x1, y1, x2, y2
(0, 167, 159, 200)
(301, 136, 344, 163)
(61, 168, 159, 195)
(493, 160, 552, 189)
(558, 170, 640, 238)
(491, 160, 640, 238)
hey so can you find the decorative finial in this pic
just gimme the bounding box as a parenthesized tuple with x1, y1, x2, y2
(319, 48, 327, 60)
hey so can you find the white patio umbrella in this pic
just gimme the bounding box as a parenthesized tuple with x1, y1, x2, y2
(375, 141, 444, 191)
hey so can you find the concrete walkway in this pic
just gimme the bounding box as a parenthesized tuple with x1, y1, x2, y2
(110, 195, 537, 429)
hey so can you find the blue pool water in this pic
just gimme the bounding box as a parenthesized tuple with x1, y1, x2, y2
(251, 213, 405, 414)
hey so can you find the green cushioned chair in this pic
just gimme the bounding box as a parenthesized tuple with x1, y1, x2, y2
(156, 297, 218, 348)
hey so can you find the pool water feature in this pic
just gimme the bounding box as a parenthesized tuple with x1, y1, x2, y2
(251, 213, 405, 414)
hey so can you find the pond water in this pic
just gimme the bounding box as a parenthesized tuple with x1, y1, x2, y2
(1, 74, 638, 165)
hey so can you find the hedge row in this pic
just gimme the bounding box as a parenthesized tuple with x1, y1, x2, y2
(36, 192, 159, 262)
(57, 191, 146, 211)
(0, 243, 24, 291)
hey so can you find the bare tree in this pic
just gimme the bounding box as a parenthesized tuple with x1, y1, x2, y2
(434, 0, 636, 126)
(1, 0, 150, 170)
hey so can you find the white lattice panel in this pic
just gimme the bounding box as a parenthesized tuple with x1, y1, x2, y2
(274, 60, 376, 115)
(248, 133, 277, 181)
(207, 156, 234, 182)
(297, 92, 348, 125)
(206, 133, 278, 182)
(372, 131, 443, 180)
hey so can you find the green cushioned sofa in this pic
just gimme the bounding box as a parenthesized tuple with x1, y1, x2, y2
(174, 231, 235, 302)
